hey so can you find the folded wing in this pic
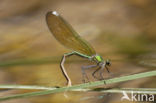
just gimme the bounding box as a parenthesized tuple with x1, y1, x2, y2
(46, 11, 96, 56)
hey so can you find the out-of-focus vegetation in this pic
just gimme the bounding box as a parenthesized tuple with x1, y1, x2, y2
(0, 0, 156, 103)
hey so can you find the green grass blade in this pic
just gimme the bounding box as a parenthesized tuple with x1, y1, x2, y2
(0, 85, 156, 94)
(0, 70, 156, 101)
(0, 85, 57, 90)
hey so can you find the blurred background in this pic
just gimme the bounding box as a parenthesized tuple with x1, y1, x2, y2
(0, 0, 156, 103)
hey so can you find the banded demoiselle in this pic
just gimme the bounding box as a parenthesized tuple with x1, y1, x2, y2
(46, 11, 111, 86)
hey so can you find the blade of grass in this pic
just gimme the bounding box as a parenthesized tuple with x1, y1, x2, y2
(0, 85, 57, 90)
(0, 85, 156, 94)
(0, 70, 156, 101)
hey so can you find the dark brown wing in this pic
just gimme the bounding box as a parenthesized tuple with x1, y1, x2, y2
(46, 11, 96, 56)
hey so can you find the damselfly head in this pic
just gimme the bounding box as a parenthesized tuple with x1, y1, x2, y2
(106, 59, 111, 66)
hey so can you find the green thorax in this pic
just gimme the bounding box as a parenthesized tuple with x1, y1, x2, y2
(93, 55, 104, 63)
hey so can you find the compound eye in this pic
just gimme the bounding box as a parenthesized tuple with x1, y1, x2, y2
(106, 60, 111, 66)
(108, 62, 111, 66)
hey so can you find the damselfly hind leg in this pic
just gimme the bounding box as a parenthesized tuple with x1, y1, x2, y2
(60, 51, 90, 86)
(60, 55, 72, 87)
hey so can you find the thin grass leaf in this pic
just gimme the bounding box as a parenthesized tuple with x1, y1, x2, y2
(0, 85, 156, 94)
(0, 85, 57, 90)
(0, 70, 156, 101)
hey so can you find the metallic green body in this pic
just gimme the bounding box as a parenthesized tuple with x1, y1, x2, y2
(95, 55, 103, 62)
